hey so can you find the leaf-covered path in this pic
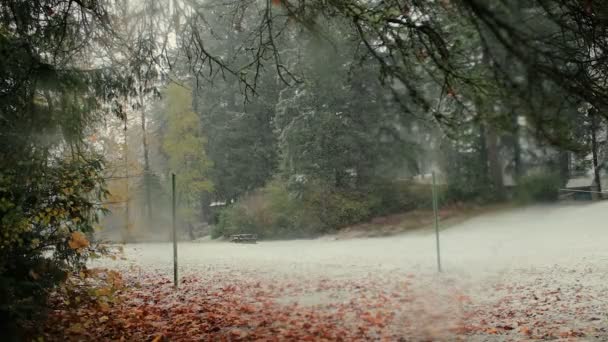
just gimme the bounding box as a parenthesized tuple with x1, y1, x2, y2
(44, 266, 608, 341)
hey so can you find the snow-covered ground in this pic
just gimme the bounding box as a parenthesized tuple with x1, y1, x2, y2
(94, 201, 608, 340)
(104, 201, 608, 280)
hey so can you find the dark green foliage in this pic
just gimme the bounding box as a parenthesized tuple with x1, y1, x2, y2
(441, 130, 494, 203)
(213, 178, 435, 239)
(366, 181, 436, 216)
(0, 255, 68, 339)
(0, 157, 107, 337)
(275, 26, 417, 190)
(515, 173, 562, 203)
(212, 180, 322, 239)
(193, 73, 279, 204)
(0, 0, 145, 336)
(303, 183, 374, 234)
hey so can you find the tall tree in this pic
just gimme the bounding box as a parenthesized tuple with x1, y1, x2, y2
(160, 83, 213, 237)
(0, 0, 131, 334)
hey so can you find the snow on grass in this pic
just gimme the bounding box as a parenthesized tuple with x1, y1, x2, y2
(70, 201, 608, 340)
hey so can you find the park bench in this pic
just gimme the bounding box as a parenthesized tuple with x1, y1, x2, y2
(230, 234, 258, 244)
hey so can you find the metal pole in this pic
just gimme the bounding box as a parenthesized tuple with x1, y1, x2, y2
(123, 118, 130, 241)
(172, 173, 178, 288)
(431, 172, 442, 272)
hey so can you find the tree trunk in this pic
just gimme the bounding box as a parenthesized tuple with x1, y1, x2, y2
(188, 223, 195, 241)
(478, 122, 489, 182)
(123, 116, 132, 243)
(485, 126, 505, 199)
(200, 194, 211, 224)
(590, 109, 602, 199)
(335, 169, 347, 188)
(193, 82, 211, 227)
(558, 150, 570, 187)
(512, 111, 523, 180)
(140, 93, 153, 220)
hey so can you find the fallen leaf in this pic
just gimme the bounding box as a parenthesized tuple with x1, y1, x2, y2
(486, 327, 498, 334)
(519, 326, 531, 335)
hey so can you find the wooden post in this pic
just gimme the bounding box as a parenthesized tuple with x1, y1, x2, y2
(172, 173, 178, 288)
(432, 172, 442, 272)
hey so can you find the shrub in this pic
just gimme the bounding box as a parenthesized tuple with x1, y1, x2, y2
(212, 178, 443, 240)
(304, 188, 373, 233)
(212, 180, 323, 239)
(515, 172, 561, 203)
(368, 179, 449, 212)
(0, 157, 107, 338)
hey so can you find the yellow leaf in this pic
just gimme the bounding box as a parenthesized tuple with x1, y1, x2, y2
(67, 323, 84, 334)
(94, 287, 112, 297)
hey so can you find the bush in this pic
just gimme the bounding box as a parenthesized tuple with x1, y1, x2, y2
(212, 178, 441, 240)
(515, 172, 561, 203)
(212, 180, 322, 239)
(0, 157, 108, 338)
(304, 188, 373, 233)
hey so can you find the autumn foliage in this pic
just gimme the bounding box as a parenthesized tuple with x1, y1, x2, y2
(68, 231, 90, 250)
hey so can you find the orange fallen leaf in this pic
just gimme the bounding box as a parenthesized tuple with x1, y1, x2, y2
(486, 327, 498, 334)
(519, 326, 531, 335)
(239, 304, 256, 314)
(455, 294, 471, 303)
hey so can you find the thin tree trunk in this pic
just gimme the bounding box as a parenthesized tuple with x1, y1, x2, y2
(512, 111, 523, 180)
(590, 110, 602, 199)
(486, 126, 505, 199)
(558, 150, 570, 187)
(200, 194, 210, 224)
(123, 116, 132, 243)
(507, 0, 523, 182)
(140, 92, 153, 220)
(478, 122, 489, 184)
(188, 223, 195, 240)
